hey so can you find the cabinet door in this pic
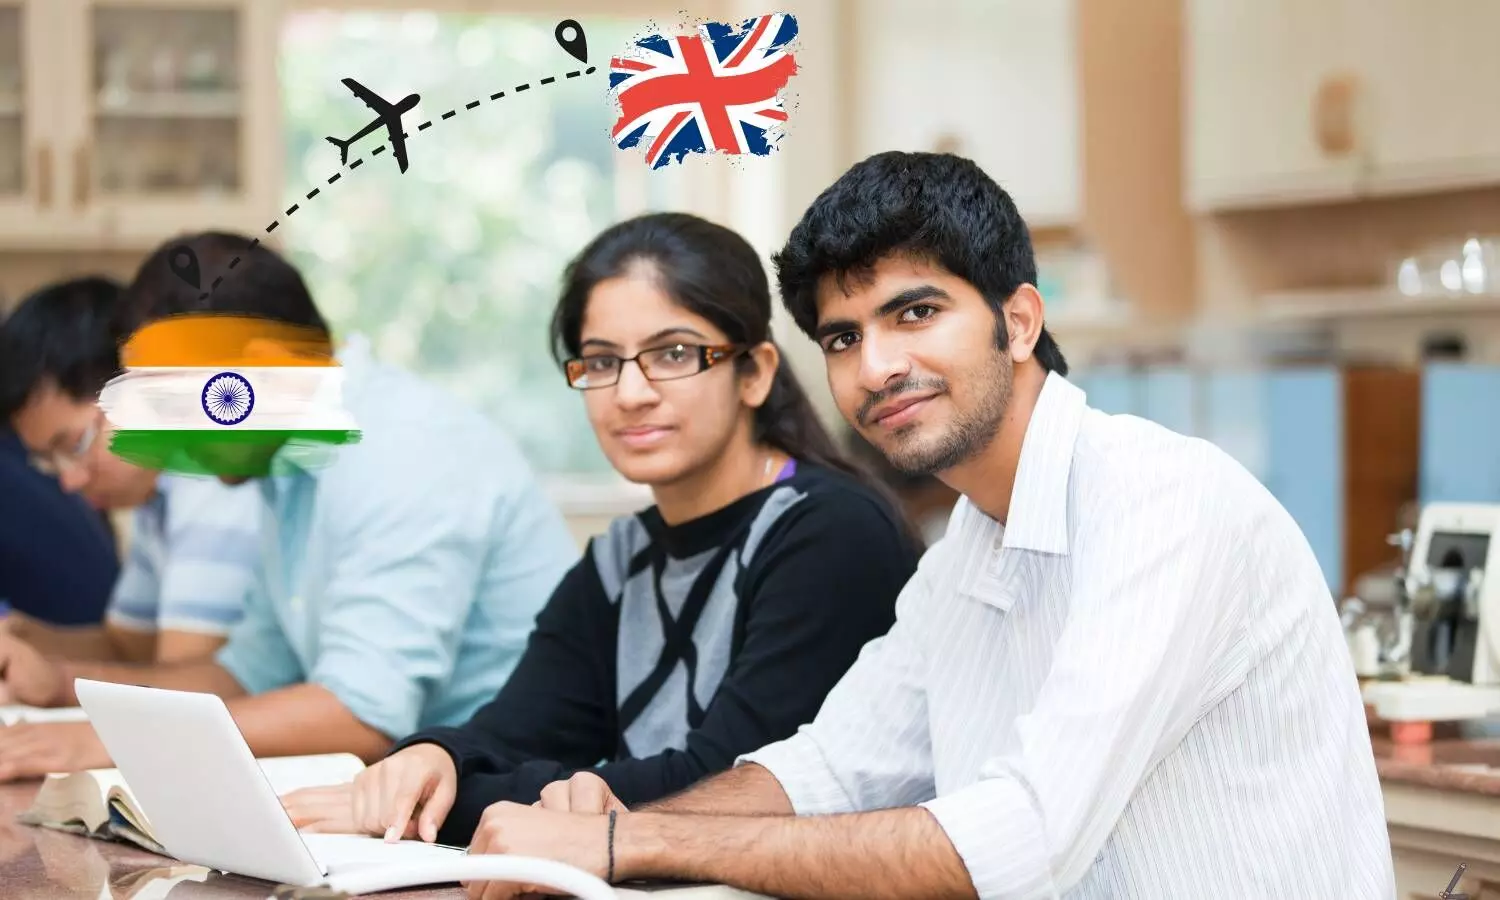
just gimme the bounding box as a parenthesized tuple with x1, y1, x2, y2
(1140, 367, 1197, 437)
(1074, 366, 1138, 417)
(53, 0, 282, 247)
(852, 0, 1079, 227)
(1265, 369, 1343, 594)
(0, 0, 71, 246)
(1200, 370, 1270, 482)
(1356, 0, 1500, 196)
(1184, 0, 1363, 211)
(1421, 364, 1500, 504)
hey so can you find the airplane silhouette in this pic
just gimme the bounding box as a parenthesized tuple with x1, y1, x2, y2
(326, 78, 420, 173)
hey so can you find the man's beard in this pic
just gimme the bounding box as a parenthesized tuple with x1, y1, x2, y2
(879, 350, 1012, 477)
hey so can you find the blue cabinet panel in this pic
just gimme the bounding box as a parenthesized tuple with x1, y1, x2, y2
(1200, 370, 1270, 482)
(1421, 363, 1500, 504)
(1074, 366, 1139, 417)
(1266, 368, 1343, 593)
(1140, 367, 1197, 437)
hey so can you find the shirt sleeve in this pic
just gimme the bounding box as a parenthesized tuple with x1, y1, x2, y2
(215, 568, 303, 695)
(738, 551, 936, 816)
(303, 468, 494, 740)
(141, 480, 260, 635)
(105, 505, 164, 632)
(918, 473, 1244, 900)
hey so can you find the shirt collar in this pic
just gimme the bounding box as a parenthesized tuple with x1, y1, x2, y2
(264, 331, 371, 482)
(1000, 370, 1086, 555)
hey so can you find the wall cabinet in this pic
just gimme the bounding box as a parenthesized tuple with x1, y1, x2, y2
(1185, 0, 1500, 211)
(1420, 363, 1500, 505)
(0, 0, 283, 250)
(851, 0, 1080, 228)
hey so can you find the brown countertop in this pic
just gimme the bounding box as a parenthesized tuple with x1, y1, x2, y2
(0, 779, 464, 900)
(1372, 736, 1500, 797)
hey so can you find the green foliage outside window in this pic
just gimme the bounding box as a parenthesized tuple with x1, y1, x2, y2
(278, 12, 644, 475)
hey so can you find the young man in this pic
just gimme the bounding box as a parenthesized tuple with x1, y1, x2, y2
(0, 235, 579, 782)
(0, 276, 261, 664)
(446, 152, 1396, 900)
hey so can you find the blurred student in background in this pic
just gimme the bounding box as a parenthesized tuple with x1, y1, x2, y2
(0, 276, 259, 666)
(0, 423, 118, 655)
(0, 234, 577, 780)
(281, 212, 922, 847)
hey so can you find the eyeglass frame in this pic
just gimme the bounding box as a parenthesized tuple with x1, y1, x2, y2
(29, 412, 102, 476)
(563, 342, 749, 390)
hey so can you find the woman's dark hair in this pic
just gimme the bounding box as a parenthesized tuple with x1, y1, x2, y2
(773, 150, 1068, 375)
(550, 212, 924, 545)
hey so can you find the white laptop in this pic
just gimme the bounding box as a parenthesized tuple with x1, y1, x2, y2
(73, 679, 465, 887)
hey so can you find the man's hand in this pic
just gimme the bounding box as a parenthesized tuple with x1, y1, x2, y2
(466, 802, 611, 900)
(282, 783, 368, 836)
(0, 722, 110, 781)
(344, 743, 457, 843)
(536, 772, 628, 816)
(0, 632, 68, 708)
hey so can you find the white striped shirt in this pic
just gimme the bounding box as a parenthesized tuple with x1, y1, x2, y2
(740, 371, 1395, 899)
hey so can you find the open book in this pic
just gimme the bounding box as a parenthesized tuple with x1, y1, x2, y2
(17, 751, 365, 855)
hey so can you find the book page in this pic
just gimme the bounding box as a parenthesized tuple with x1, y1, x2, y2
(0, 705, 89, 725)
(257, 753, 367, 794)
(305, 832, 464, 872)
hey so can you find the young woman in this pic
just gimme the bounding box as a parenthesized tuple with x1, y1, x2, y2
(281, 212, 924, 846)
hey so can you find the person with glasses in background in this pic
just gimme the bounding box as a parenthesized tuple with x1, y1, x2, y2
(279, 212, 923, 848)
(0, 276, 261, 679)
(0, 236, 578, 782)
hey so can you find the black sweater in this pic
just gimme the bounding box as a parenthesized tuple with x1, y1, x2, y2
(395, 462, 921, 845)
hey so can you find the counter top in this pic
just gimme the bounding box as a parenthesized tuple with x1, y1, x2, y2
(1372, 736, 1500, 797)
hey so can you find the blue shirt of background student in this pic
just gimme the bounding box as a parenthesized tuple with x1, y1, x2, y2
(108, 474, 263, 636)
(0, 429, 118, 626)
(214, 335, 578, 738)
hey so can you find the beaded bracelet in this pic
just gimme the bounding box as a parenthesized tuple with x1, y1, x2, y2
(607, 809, 618, 883)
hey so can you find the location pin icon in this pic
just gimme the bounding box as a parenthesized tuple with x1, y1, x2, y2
(168, 245, 202, 290)
(555, 19, 588, 65)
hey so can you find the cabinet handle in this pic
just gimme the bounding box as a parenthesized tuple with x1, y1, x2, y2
(1312, 72, 1359, 158)
(74, 143, 90, 209)
(35, 145, 51, 209)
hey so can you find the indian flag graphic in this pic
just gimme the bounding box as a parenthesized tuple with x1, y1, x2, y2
(99, 314, 361, 477)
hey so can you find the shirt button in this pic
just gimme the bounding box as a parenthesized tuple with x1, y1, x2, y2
(290, 595, 304, 613)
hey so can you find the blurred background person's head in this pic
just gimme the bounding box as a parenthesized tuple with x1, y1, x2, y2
(0, 277, 157, 509)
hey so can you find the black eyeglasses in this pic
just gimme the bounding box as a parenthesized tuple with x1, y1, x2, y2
(564, 343, 745, 390)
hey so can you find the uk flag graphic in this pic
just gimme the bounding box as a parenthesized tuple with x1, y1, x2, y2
(609, 13, 800, 170)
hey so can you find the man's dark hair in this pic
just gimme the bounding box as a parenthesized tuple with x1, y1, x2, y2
(122, 231, 328, 336)
(0, 277, 126, 419)
(772, 151, 1068, 375)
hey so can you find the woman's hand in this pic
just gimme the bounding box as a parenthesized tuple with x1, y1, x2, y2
(347, 742, 460, 842)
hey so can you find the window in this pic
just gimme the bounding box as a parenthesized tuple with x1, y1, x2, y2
(278, 10, 687, 479)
